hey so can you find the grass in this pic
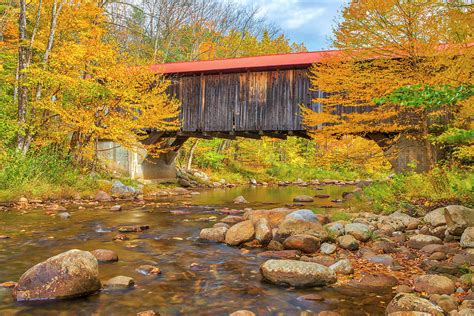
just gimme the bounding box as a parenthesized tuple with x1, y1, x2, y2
(361, 166, 474, 214)
(0, 149, 103, 201)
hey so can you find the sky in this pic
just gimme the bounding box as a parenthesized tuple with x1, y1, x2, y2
(236, 0, 349, 51)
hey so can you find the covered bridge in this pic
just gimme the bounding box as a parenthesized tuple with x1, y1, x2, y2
(149, 50, 342, 139)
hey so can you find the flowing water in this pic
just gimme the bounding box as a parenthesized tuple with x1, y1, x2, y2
(0, 185, 390, 315)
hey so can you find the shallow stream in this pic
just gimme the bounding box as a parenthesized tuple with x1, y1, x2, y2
(0, 185, 390, 315)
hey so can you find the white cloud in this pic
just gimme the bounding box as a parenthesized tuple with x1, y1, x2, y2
(234, 0, 349, 50)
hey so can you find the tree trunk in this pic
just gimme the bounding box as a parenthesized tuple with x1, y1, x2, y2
(421, 109, 435, 169)
(16, 0, 28, 153)
(186, 139, 199, 170)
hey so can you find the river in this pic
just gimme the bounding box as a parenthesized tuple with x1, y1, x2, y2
(0, 185, 389, 315)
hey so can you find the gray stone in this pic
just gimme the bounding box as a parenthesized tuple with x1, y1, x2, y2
(111, 180, 137, 195)
(461, 227, 474, 248)
(254, 218, 272, 243)
(200, 227, 228, 242)
(58, 212, 71, 219)
(385, 293, 444, 316)
(344, 223, 371, 241)
(365, 254, 395, 267)
(110, 205, 122, 211)
(407, 234, 443, 249)
(286, 209, 317, 222)
(94, 190, 111, 202)
(424, 208, 447, 227)
(225, 220, 255, 246)
(233, 196, 248, 204)
(320, 243, 336, 255)
(324, 222, 345, 237)
(13, 249, 101, 301)
(443, 205, 474, 236)
(329, 259, 353, 275)
(260, 259, 336, 287)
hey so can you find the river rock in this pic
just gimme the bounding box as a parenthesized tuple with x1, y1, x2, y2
(443, 205, 474, 236)
(344, 223, 371, 241)
(460, 227, 474, 248)
(200, 227, 228, 242)
(229, 310, 256, 316)
(267, 240, 284, 251)
(407, 234, 443, 249)
(385, 293, 444, 316)
(244, 208, 292, 227)
(110, 205, 122, 211)
(137, 311, 157, 316)
(94, 190, 112, 201)
(221, 215, 244, 224)
(277, 217, 327, 240)
(13, 249, 101, 301)
(118, 225, 149, 233)
(413, 274, 455, 295)
(283, 234, 320, 253)
(254, 218, 272, 243)
(301, 255, 335, 267)
(293, 195, 314, 202)
(429, 294, 458, 313)
(349, 273, 398, 291)
(320, 243, 336, 255)
(337, 235, 360, 250)
(104, 276, 135, 289)
(90, 249, 118, 263)
(58, 212, 71, 219)
(225, 220, 255, 246)
(136, 265, 161, 275)
(388, 211, 420, 230)
(324, 222, 345, 237)
(233, 196, 248, 204)
(111, 180, 137, 195)
(286, 209, 317, 222)
(329, 259, 353, 275)
(260, 259, 336, 287)
(365, 254, 395, 267)
(424, 208, 447, 228)
(257, 250, 300, 259)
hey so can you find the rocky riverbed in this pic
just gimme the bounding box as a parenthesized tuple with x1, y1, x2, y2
(1, 184, 473, 315)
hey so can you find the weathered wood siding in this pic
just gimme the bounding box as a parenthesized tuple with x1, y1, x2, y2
(168, 68, 321, 132)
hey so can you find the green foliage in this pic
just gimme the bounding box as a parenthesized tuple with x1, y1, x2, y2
(330, 210, 351, 222)
(194, 151, 226, 170)
(362, 167, 474, 213)
(375, 84, 474, 109)
(0, 149, 100, 200)
(434, 128, 474, 145)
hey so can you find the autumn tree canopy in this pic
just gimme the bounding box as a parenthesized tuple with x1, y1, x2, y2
(303, 0, 473, 166)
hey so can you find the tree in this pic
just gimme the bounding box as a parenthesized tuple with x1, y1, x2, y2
(303, 0, 473, 170)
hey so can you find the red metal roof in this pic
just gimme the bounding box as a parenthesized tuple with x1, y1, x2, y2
(150, 49, 342, 75)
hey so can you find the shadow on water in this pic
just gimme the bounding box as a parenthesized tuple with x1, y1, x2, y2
(0, 185, 388, 315)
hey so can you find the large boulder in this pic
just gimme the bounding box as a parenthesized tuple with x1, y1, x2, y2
(439, 205, 473, 236)
(407, 234, 442, 249)
(260, 259, 336, 287)
(413, 274, 455, 295)
(200, 227, 228, 242)
(461, 227, 474, 248)
(424, 208, 447, 227)
(277, 217, 328, 240)
(225, 220, 255, 246)
(344, 223, 372, 241)
(385, 293, 444, 316)
(13, 249, 101, 301)
(283, 234, 320, 253)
